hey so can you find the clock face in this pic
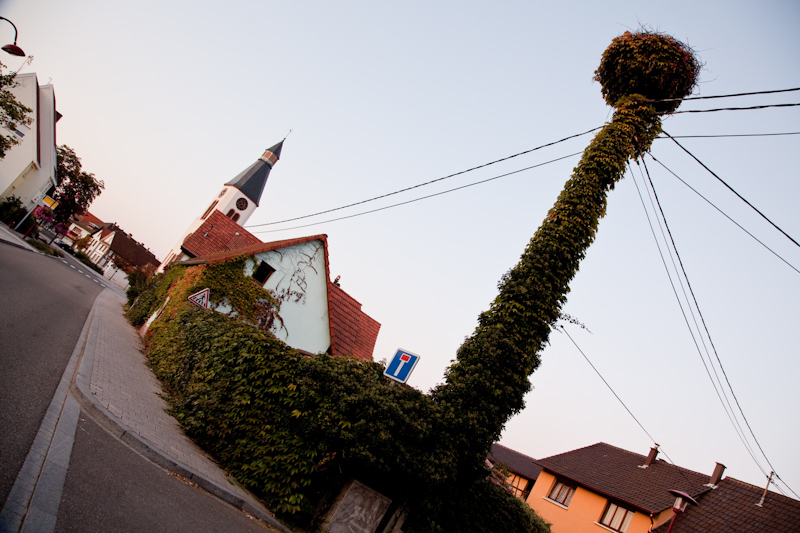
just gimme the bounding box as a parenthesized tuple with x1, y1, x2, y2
(236, 197, 248, 211)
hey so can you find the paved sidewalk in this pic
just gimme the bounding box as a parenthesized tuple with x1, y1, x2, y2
(71, 289, 291, 532)
(0, 223, 37, 252)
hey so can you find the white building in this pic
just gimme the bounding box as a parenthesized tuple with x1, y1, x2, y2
(0, 73, 60, 213)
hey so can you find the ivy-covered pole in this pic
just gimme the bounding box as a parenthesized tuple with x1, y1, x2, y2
(431, 31, 701, 478)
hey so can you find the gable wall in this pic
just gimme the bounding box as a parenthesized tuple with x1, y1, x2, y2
(247, 240, 331, 354)
(526, 471, 670, 533)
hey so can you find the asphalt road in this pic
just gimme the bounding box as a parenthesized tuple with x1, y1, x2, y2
(1, 242, 274, 531)
(55, 414, 269, 533)
(0, 243, 103, 505)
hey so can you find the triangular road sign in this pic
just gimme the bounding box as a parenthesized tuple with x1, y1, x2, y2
(188, 288, 210, 309)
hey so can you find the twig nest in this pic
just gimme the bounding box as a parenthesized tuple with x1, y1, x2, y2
(594, 31, 701, 113)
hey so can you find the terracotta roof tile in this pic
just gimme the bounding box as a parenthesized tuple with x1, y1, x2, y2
(181, 210, 262, 258)
(328, 282, 381, 361)
(653, 477, 800, 532)
(536, 443, 711, 513)
(489, 444, 543, 481)
(108, 231, 160, 268)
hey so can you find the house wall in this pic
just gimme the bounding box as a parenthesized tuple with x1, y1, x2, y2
(526, 471, 673, 533)
(247, 240, 331, 355)
(1, 74, 58, 211)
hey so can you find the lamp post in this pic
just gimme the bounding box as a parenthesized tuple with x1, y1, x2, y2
(665, 489, 699, 533)
(0, 16, 25, 56)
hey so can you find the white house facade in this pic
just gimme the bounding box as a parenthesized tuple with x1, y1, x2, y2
(0, 73, 60, 213)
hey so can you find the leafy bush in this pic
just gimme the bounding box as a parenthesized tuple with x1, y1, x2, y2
(74, 250, 104, 274)
(26, 239, 60, 256)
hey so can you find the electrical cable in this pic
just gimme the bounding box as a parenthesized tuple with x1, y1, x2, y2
(646, 154, 799, 275)
(656, 131, 800, 139)
(649, 87, 800, 103)
(627, 162, 769, 478)
(560, 324, 739, 531)
(249, 152, 582, 234)
(640, 158, 766, 469)
(245, 127, 601, 229)
(559, 325, 658, 445)
(667, 103, 800, 114)
(663, 131, 800, 249)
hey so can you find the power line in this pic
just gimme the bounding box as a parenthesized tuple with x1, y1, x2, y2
(627, 162, 768, 477)
(646, 154, 799, 275)
(559, 324, 742, 530)
(640, 159, 769, 472)
(559, 325, 658, 445)
(667, 102, 800, 114)
(245, 127, 601, 229)
(649, 87, 800, 103)
(249, 152, 582, 234)
(656, 131, 800, 139)
(663, 131, 800, 249)
(633, 160, 800, 501)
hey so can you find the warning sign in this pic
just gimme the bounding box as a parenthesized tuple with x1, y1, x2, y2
(188, 288, 210, 309)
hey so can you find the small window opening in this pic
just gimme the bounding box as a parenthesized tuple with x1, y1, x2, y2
(232, 213, 240, 222)
(252, 261, 276, 285)
(226, 209, 235, 218)
(201, 200, 218, 220)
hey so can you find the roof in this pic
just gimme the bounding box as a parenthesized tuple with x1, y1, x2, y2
(182, 234, 381, 361)
(224, 141, 284, 206)
(185, 230, 329, 266)
(489, 443, 543, 481)
(536, 443, 711, 514)
(652, 477, 800, 532)
(327, 282, 381, 361)
(75, 211, 103, 228)
(181, 210, 263, 258)
(107, 230, 160, 268)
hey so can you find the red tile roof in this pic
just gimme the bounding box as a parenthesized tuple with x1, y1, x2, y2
(181, 210, 262, 258)
(327, 282, 381, 361)
(108, 231, 160, 268)
(76, 211, 104, 227)
(652, 477, 800, 532)
(489, 443, 543, 481)
(536, 443, 711, 514)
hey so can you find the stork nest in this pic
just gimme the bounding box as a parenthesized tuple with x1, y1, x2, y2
(594, 30, 702, 113)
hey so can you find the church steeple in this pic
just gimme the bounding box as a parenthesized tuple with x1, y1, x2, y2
(158, 141, 285, 272)
(225, 141, 284, 207)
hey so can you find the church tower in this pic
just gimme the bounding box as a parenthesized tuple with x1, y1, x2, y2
(159, 141, 284, 270)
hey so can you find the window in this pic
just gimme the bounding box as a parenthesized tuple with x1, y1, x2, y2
(547, 479, 576, 507)
(252, 261, 275, 285)
(506, 473, 532, 500)
(599, 502, 634, 532)
(226, 209, 235, 218)
(201, 200, 218, 220)
(232, 213, 240, 222)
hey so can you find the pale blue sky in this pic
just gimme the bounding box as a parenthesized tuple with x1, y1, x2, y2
(4, 0, 799, 499)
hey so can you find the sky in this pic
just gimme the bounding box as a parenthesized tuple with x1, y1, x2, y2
(3, 0, 799, 501)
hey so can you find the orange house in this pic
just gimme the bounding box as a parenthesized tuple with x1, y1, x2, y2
(525, 443, 720, 533)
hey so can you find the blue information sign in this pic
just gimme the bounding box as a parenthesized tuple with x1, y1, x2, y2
(384, 348, 420, 384)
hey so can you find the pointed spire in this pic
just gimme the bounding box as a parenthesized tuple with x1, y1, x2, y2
(225, 140, 284, 207)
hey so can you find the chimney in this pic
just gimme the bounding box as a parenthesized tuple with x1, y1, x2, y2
(639, 445, 659, 469)
(708, 463, 726, 487)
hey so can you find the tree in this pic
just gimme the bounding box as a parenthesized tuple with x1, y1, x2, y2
(0, 62, 33, 159)
(53, 145, 104, 224)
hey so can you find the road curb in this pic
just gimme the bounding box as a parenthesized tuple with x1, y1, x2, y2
(70, 289, 293, 533)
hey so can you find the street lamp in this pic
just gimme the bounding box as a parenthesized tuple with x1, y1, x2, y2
(0, 17, 25, 57)
(665, 489, 699, 533)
